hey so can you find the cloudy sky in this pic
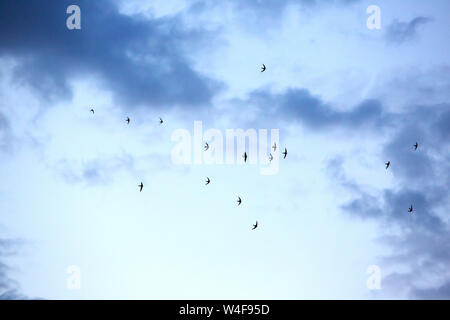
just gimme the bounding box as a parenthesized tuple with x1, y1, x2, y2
(0, 0, 449, 299)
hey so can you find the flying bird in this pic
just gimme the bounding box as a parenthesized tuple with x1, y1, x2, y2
(159, 118, 163, 124)
(282, 148, 288, 159)
(414, 142, 418, 150)
(252, 221, 258, 230)
(243, 152, 248, 163)
(126, 117, 130, 124)
(408, 205, 413, 213)
(205, 177, 210, 185)
(269, 153, 273, 162)
(385, 161, 390, 169)
(138, 182, 143, 192)
(237, 196, 242, 206)
(90, 108, 94, 114)
(272, 142, 277, 152)
(204, 142, 209, 151)
(261, 64, 266, 72)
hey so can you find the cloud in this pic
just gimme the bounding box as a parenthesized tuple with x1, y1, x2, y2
(0, 112, 10, 151)
(0, 0, 222, 108)
(0, 239, 31, 300)
(189, 0, 360, 30)
(0, 0, 447, 299)
(411, 282, 450, 300)
(235, 80, 450, 299)
(194, 0, 360, 12)
(334, 100, 450, 298)
(385, 17, 432, 44)
(234, 88, 390, 131)
(226, 0, 360, 12)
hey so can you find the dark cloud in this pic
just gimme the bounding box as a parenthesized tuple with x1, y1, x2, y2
(341, 193, 382, 220)
(0, 112, 10, 151)
(238, 84, 449, 299)
(0, 239, 31, 300)
(434, 106, 450, 140)
(333, 100, 450, 299)
(0, 0, 222, 107)
(0, 289, 29, 300)
(326, 157, 361, 192)
(236, 88, 390, 131)
(0, 113, 7, 129)
(411, 282, 450, 300)
(385, 17, 432, 44)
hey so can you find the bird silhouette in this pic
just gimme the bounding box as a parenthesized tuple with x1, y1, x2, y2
(237, 196, 242, 206)
(282, 148, 288, 159)
(261, 64, 266, 72)
(243, 152, 248, 163)
(408, 205, 413, 213)
(126, 117, 130, 124)
(138, 182, 143, 192)
(205, 177, 210, 185)
(90, 108, 94, 114)
(385, 161, 390, 169)
(272, 142, 277, 152)
(204, 142, 209, 151)
(414, 142, 418, 150)
(269, 153, 273, 162)
(252, 221, 258, 230)
(159, 118, 163, 124)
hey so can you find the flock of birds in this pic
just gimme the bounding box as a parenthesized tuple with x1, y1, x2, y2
(202, 64, 288, 230)
(204, 140, 288, 230)
(385, 141, 419, 213)
(89, 63, 416, 230)
(89, 65, 287, 230)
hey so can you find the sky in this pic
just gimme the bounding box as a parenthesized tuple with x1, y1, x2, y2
(0, 0, 449, 299)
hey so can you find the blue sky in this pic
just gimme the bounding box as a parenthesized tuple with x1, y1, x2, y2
(0, 0, 449, 299)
